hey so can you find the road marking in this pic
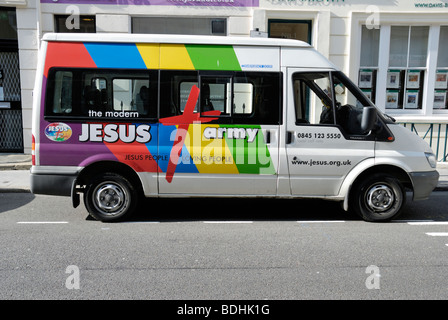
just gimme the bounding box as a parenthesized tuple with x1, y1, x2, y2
(17, 221, 68, 224)
(408, 221, 448, 225)
(398, 220, 434, 223)
(297, 220, 345, 223)
(121, 221, 160, 224)
(203, 221, 253, 224)
(425, 232, 448, 237)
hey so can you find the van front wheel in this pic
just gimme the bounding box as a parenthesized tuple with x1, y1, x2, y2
(84, 173, 137, 222)
(351, 174, 405, 222)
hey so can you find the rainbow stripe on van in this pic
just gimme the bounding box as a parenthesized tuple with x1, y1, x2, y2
(39, 41, 277, 182)
(43, 41, 279, 76)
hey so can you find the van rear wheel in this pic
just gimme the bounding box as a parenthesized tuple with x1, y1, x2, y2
(351, 173, 405, 222)
(84, 173, 137, 222)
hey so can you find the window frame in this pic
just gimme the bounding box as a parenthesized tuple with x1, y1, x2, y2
(54, 15, 96, 33)
(352, 18, 448, 116)
(292, 71, 386, 139)
(45, 67, 158, 122)
(160, 70, 283, 125)
(45, 68, 283, 125)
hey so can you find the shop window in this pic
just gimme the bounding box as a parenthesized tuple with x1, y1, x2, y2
(0, 7, 21, 103)
(434, 26, 448, 110)
(386, 26, 429, 110)
(360, 25, 379, 67)
(133, 17, 226, 36)
(0, 7, 18, 40)
(0, 7, 23, 152)
(359, 25, 379, 103)
(437, 27, 448, 68)
(55, 15, 96, 33)
(268, 20, 312, 44)
(211, 20, 226, 35)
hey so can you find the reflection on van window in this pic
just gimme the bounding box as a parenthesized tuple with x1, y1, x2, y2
(52, 71, 73, 114)
(47, 68, 282, 124)
(160, 70, 198, 118)
(180, 81, 199, 112)
(46, 68, 158, 119)
(160, 70, 282, 125)
(112, 78, 150, 115)
(293, 71, 372, 135)
(200, 76, 232, 114)
(233, 83, 253, 114)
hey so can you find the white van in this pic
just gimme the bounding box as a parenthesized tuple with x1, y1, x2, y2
(31, 33, 439, 222)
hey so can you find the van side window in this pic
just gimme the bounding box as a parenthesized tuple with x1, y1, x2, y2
(51, 70, 73, 114)
(112, 78, 151, 116)
(200, 75, 232, 115)
(45, 68, 158, 120)
(293, 72, 333, 125)
(160, 70, 198, 118)
(159, 70, 282, 125)
(293, 71, 372, 135)
(232, 72, 281, 125)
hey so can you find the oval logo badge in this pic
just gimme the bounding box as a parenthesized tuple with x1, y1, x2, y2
(44, 122, 72, 142)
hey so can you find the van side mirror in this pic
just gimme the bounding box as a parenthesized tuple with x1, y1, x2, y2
(361, 106, 377, 133)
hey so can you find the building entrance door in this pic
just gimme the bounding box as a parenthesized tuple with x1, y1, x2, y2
(0, 7, 23, 153)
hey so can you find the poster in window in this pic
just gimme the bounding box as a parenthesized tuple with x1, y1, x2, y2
(387, 70, 400, 89)
(405, 90, 419, 109)
(434, 90, 447, 109)
(386, 90, 399, 109)
(435, 71, 448, 89)
(407, 71, 420, 89)
(0, 74, 3, 101)
(0, 102, 11, 109)
(359, 70, 373, 88)
(362, 89, 372, 101)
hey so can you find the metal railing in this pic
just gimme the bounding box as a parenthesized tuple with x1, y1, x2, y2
(399, 122, 448, 162)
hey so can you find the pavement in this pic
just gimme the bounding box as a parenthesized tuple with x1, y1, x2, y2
(1, 153, 448, 193)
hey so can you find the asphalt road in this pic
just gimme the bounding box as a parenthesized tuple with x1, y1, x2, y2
(1, 191, 448, 301)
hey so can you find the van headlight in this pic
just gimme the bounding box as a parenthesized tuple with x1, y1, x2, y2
(425, 152, 437, 168)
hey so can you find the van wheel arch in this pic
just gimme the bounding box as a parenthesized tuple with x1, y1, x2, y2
(75, 161, 144, 221)
(351, 165, 412, 191)
(77, 161, 143, 192)
(348, 165, 412, 222)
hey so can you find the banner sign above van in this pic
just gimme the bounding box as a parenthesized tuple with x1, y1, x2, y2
(40, 0, 260, 7)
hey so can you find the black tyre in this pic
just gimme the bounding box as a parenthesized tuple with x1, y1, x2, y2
(350, 173, 406, 222)
(84, 173, 138, 222)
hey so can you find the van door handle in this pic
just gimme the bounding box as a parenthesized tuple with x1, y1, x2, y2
(265, 130, 271, 144)
(286, 131, 294, 144)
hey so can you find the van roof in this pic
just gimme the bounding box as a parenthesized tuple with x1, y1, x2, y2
(42, 33, 312, 48)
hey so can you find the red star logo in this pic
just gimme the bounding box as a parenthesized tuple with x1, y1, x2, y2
(159, 85, 221, 183)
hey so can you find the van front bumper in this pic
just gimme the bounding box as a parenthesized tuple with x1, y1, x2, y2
(409, 170, 440, 201)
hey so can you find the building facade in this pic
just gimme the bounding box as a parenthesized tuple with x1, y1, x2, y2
(0, 0, 447, 159)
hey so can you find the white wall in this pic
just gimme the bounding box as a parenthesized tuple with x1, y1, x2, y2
(9, 0, 448, 153)
(16, 0, 39, 154)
